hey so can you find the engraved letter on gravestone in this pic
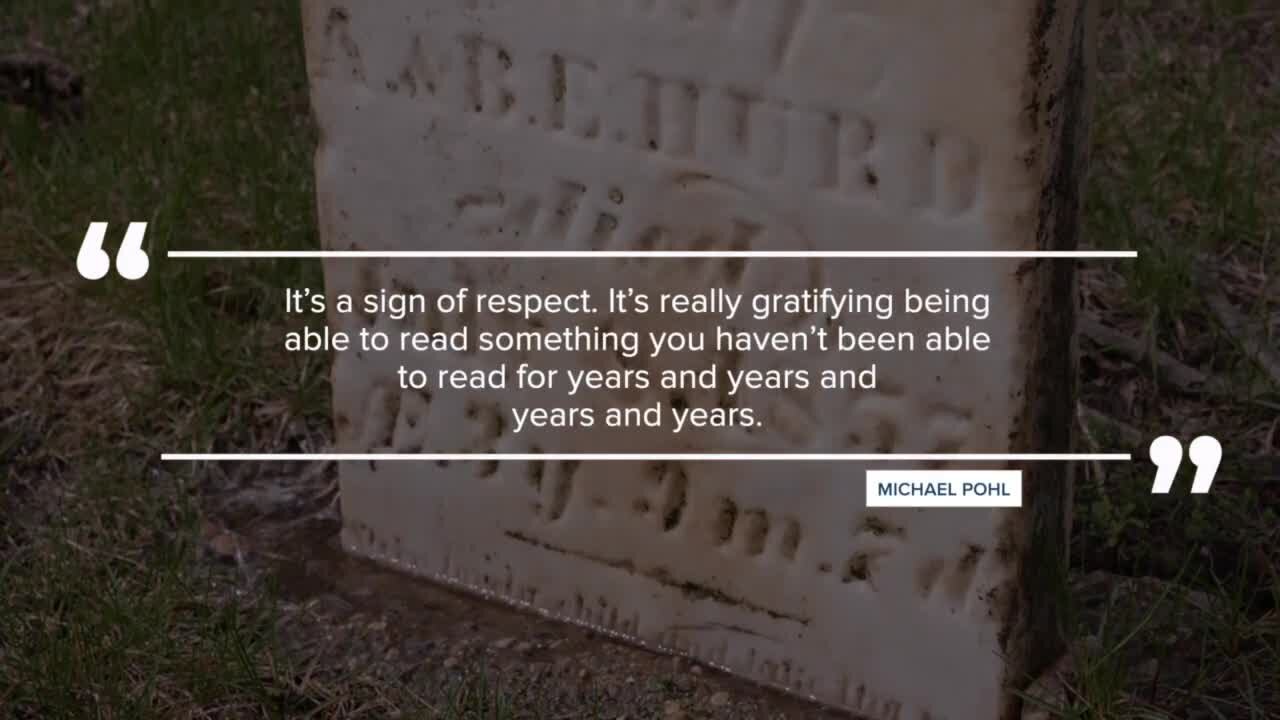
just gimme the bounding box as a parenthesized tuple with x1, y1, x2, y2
(302, 1, 1092, 718)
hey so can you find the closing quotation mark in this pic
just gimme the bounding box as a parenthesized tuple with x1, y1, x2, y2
(1149, 435, 1222, 494)
(77, 222, 149, 280)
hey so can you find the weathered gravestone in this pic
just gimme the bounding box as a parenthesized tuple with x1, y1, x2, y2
(302, 1, 1094, 718)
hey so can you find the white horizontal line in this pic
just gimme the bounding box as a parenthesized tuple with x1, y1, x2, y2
(162, 453, 1131, 462)
(168, 250, 1137, 259)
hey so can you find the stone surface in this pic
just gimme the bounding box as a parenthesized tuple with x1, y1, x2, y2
(302, 1, 1093, 718)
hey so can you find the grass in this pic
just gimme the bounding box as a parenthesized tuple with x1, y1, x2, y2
(2, 0, 1278, 718)
(4, 0, 323, 402)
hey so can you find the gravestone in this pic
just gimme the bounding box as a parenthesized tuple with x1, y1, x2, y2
(302, 1, 1094, 718)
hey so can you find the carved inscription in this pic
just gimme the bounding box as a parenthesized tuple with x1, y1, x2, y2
(328, 9, 982, 219)
(451, 174, 780, 260)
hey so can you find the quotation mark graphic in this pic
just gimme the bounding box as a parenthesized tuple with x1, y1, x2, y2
(1149, 435, 1222, 494)
(77, 222, 149, 280)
